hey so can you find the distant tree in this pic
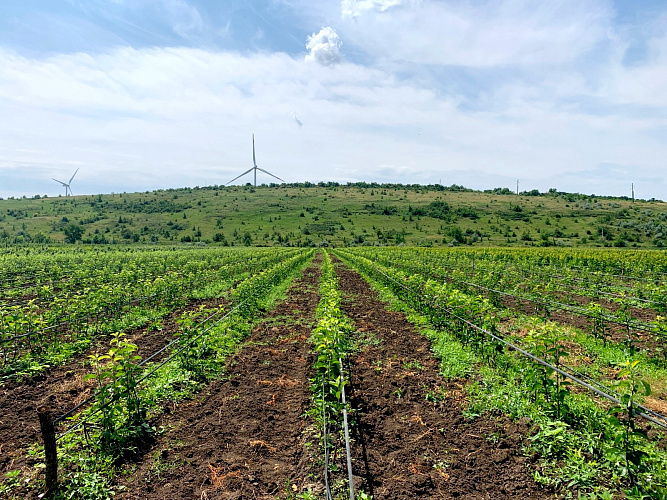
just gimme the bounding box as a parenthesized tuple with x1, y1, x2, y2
(63, 224, 83, 244)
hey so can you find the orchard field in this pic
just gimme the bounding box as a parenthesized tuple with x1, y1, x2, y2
(1, 246, 667, 499)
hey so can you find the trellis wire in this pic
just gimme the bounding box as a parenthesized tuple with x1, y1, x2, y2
(347, 254, 667, 430)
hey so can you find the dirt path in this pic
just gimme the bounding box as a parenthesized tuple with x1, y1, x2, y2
(336, 263, 554, 499)
(117, 260, 322, 500)
(0, 296, 226, 475)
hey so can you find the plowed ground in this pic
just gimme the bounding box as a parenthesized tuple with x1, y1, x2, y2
(116, 261, 322, 499)
(336, 263, 554, 499)
(0, 296, 226, 476)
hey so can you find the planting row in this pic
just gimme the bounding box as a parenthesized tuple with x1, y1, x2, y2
(1, 248, 315, 499)
(0, 248, 301, 378)
(335, 248, 667, 499)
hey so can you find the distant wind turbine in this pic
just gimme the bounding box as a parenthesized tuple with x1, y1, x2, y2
(53, 168, 79, 196)
(226, 134, 284, 187)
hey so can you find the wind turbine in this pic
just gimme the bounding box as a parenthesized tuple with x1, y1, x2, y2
(226, 134, 284, 187)
(53, 168, 79, 196)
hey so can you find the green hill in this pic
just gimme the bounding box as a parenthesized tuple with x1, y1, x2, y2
(1, 183, 666, 248)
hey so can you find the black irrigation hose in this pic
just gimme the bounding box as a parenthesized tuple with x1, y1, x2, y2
(347, 255, 667, 430)
(339, 356, 355, 500)
(387, 256, 660, 308)
(0, 266, 233, 345)
(322, 378, 333, 500)
(55, 296, 250, 440)
(453, 277, 658, 335)
(367, 253, 661, 334)
(0, 268, 186, 307)
(52, 250, 311, 440)
(52, 305, 227, 426)
(436, 261, 658, 304)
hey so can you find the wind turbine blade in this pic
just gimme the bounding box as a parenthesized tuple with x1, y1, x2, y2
(226, 167, 255, 185)
(52, 178, 67, 186)
(69, 168, 79, 184)
(256, 167, 285, 183)
(252, 134, 256, 168)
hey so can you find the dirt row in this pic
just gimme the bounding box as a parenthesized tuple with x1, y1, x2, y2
(9, 257, 556, 498)
(0, 295, 226, 475)
(500, 295, 657, 350)
(117, 258, 551, 499)
(335, 262, 552, 499)
(116, 258, 323, 499)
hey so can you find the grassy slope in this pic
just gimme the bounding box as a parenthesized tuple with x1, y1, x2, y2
(1, 183, 666, 248)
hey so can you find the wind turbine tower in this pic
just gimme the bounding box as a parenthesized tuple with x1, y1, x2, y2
(226, 134, 285, 187)
(53, 168, 79, 196)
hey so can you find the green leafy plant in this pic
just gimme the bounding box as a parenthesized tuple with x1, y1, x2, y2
(83, 333, 153, 454)
(607, 359, 651, 489)
(587, 302, 610, 347)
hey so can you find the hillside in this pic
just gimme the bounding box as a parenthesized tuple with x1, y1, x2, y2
(1, 183, 666, 248)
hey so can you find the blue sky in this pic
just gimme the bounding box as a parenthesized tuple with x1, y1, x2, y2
(1, 0, 666, 199)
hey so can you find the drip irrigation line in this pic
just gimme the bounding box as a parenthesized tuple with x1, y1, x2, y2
(52, 304, 227, 425)
(374, 254, 661, 316)
(55, 296, 250, 440)
(0, 267, 232, 345)
(557, 364, 667, 425)
(365, 252, 660, 335)
(1, 254, 288, 343)
(52, 250, 311, 440)
(343, 253, 667, 430)
(544, 262, 667, 283)
(1, 289, 164, 345)
(453, 277, 657, 335)
(0, 268, 190, 308)
(339, 356, 355, 500)
(323, 376, 333, 500)
(451, 258, 643, 298)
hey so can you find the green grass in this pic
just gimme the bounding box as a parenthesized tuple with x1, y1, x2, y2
(1, 183, 665, 248)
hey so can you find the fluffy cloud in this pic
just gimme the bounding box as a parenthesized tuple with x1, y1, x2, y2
(341, 0, 405, 18)
(305, 27, 343, 66)
(3, 0, 667, 199)
(335, 0, 613, 68)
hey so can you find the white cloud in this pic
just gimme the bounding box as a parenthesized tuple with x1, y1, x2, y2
(305, 27, 343, 67)
(341, 0, 405, 18)
(2, 3, 667, 199)
(335, 0, 614, 68)
(163, 0, 204, 39)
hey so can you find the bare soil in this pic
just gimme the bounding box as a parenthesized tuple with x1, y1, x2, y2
(0, 296, 226, 475)
(115, 261, 322, 500)
(335, 262, 554, 499)
(500, 295, 656, 350)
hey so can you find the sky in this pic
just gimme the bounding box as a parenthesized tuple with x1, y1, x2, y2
(1, 0, 666, 199)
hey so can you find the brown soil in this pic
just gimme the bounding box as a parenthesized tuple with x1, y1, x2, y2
(500, 295, 656, 350)
(551, 290, 659, 323)
(335, 263, 554, 499)
(115, 261, 322, 500)
(0, 296, 227, 476)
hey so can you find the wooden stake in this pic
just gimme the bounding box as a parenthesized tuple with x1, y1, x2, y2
(38, 406, 58, 495)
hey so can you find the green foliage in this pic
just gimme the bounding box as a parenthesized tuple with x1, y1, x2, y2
(1, 183, 664, 247)
(335, 248, 667, 498)
(607, 360, 651, 488)
(525, 323, 571, 419)
(83, 333, 153, 453)
(63, 224, 84, 243)
(586, 302, 610, 346)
